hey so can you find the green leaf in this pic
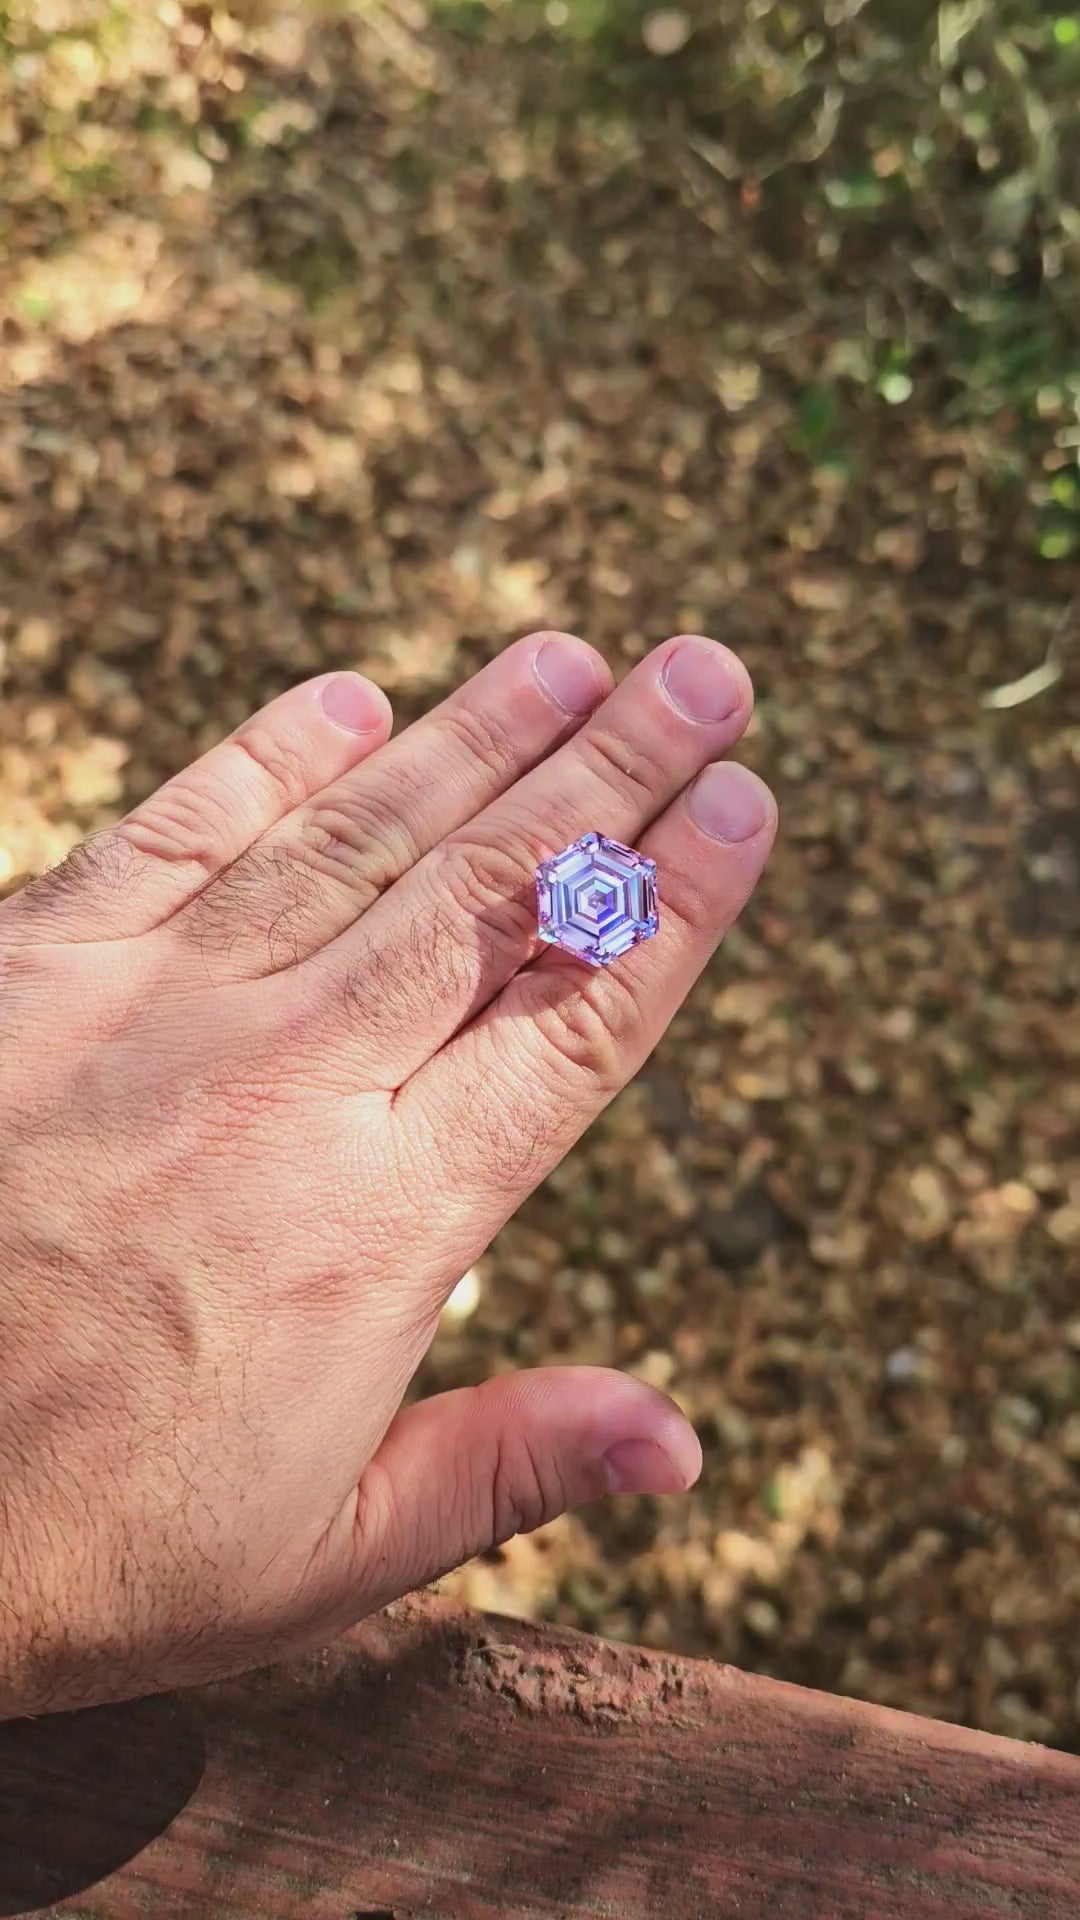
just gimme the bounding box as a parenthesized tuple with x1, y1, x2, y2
(938, 0, 985, 68)
(816, 449, 856, 482)
(825, 167, 887, 211)
(1039, 527, 1077, 559)
(16, 289, 52, 322)
(879, 370, 914, 405)
(1050, 471, 1079, 508)
(798, 385, 836, 448)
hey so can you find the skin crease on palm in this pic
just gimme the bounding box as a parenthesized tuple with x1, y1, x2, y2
(0, 629, 776, 1719)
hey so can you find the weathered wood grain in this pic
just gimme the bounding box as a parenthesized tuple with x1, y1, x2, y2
(1, 1596, 1077, 1919)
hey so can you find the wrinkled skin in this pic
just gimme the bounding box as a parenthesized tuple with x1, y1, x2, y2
(0, 630, 775, 1717)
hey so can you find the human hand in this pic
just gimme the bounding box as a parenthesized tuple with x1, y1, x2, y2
(0, 631, 775, 1717)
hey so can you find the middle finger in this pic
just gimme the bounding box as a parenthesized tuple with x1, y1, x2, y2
(290, 634, 753, 1089)
(164, 630, 609, 978)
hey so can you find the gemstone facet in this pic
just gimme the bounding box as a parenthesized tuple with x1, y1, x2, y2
(536, 832, 659, 968)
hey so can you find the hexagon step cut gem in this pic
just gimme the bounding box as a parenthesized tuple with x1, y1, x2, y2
(536, 832, 659, 967)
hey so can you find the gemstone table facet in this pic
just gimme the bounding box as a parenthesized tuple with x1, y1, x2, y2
(535, 832, 659, 967)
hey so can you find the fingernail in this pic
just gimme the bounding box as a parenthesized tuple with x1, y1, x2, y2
(661, 640, 743, 724)
(533, 636, 608, 717)
(601, 1438, 688, 1496)
(688, 761, 772, 843)
(320, 673, 387, 734)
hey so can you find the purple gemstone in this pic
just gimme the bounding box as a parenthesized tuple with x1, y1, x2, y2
(536, 831, 659, 967)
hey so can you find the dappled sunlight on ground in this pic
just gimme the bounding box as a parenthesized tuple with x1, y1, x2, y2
(2, 0, 1079, 1744)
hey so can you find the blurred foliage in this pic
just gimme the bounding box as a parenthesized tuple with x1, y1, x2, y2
(2, 0, 1079, 1739)
(7, 0, 1079, 552)
(416, 0, 1080, 557)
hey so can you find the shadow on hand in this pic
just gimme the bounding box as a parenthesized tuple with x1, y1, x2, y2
(0, 1695, 204, 1916)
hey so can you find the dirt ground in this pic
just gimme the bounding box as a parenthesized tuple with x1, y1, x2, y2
(1, 4, 1078, 1745)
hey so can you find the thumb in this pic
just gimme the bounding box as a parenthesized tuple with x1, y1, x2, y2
(343, 1367, 702, 1613)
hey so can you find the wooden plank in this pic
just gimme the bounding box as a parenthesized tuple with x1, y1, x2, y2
(1, 1595, 1077, 1919)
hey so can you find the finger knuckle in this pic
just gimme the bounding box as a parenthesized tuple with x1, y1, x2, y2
(490, 1429, 562, 1543)
(438, 834, 535, 942)
(16, 832, 144, 916)
(577, 725, 659, 805)
(303, 791, 421, 903)
(179, 845, 322, 969)
(119, 787, 226, 874)
(407, 902, 479, 1008)
(340, 909, 476, 1042)
(340, 941, 400, 1035)
(467, 1056, 559, 1187)
(232, 725, 312, 811)
(532, 971, 639, 1092)
(440, 698, 520, 784)
(353, 1454, 401, 1564)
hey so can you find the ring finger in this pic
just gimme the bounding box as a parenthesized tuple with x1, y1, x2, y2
(290, 634, 754, 1088)
(397, 757, 777, 1291)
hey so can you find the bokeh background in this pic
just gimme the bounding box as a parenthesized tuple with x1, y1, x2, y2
(2, 0, 1079, 1744)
